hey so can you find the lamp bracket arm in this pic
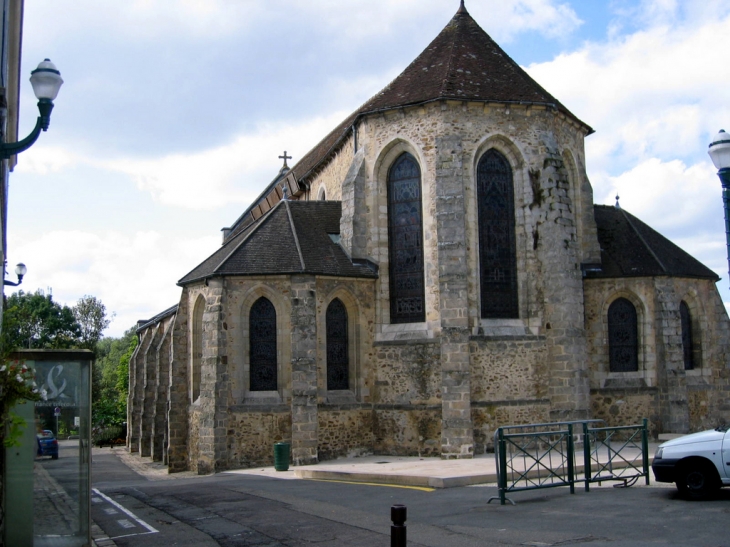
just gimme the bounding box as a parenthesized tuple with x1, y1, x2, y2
(0, 116, 43, 160)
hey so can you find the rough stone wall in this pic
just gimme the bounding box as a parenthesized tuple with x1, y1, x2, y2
(304, 100, 597, 457)
(314, 277, 376, 404)
(590, 389, 658, 437)
(305, 101, 599, 339)
(469, 334, 550, 453)
(374, 341, 441, 404)
(223, 277, 293, 404)
(469, 335, 548, 401)
(187, 406, 201, 473)
(151, 317, 173, 463)
(434, 134, 475, 458)
(290, 275, 319, 465)
(126, 337, 142, 452)
(585, 276, 730, 434)
(130, 326, 154, 455)
(373, 407, 441, 457)
(307, 137, 354, 202)
(141, 324, 163, 457)
(471, 402, 551, 454)
(167, 291, 189, 472)
(196, 278, 230, 474)
(318, 406, 374, 460)
(339, 148, 367, 260)
(531, 148, 591, 421)
(228, 407, 291, 468)
(372, 341, 442, 456)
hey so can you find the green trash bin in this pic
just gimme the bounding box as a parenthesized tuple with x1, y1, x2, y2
(274, 442, 290, 471)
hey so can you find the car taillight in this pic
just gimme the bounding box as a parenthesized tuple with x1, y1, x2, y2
(51, 440, 58, 446)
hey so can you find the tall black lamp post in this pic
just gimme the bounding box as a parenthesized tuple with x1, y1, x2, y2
(0, 58, 63, 159)
(709, 130, 730, 285)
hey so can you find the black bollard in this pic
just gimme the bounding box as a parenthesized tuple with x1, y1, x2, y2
(391, 504, 407, 547)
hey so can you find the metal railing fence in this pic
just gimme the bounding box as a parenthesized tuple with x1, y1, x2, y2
(488, 419, 650, 505)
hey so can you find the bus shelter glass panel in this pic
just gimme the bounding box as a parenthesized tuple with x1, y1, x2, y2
(5, 350, 93, 547)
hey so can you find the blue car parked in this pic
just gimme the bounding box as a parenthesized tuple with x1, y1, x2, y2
(36, 430, 58, 460)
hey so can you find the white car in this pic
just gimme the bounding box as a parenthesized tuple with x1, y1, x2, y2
(652, 426, 730, 499)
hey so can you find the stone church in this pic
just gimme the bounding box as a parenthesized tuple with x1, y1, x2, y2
(128, 2, 730, 474)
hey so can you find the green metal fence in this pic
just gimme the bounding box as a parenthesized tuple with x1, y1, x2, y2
(488, 419, 650, 505)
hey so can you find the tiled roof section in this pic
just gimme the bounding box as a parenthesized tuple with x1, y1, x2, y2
(178, 201, 377, 285)
(136, 304, 178, 333)
(592, 205, 718, 280)
(289, 5, 589, 183)
(223, 166, 295, 244)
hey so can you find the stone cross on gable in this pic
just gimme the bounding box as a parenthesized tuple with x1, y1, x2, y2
(279, 151, 292, 169)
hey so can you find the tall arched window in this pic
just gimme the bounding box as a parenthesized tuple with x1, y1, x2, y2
(191, 295, 205, 402)
(608, 298, 638, 372)
(326, 298, 349, 390)
(249, 297, 277, 391)
(477, 149, 518, 318)
(387, 152, 425, 323)
(680, 301, 695, 370)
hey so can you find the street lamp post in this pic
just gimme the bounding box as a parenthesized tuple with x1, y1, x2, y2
(3, 262, 26, 286)
(0, 58, 63, 160)
(709, 130, 730, 286)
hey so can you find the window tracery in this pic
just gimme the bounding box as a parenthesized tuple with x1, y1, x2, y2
(326, 298, 349, 390)
(249, 297, 278, 391)
(477, 149, 518, 318)
(608, 297, 638, 372)
(387, 152, 425, 323)
(680, 301, 695, 370)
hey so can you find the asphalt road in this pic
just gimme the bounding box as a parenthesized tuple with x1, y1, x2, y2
(89, 451, 730, 547)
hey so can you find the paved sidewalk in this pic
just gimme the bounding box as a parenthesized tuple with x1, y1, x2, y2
(224, 442, 660, 489)
(112, 442, 659, 488)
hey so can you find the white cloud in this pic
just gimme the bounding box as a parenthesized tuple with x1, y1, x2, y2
(593, 158, 719, 231)
(110, 110, 350, 210)
(17, 110, 351, 211)
(472, 0, 582, 42)
(7, 230, 220, 337)
(526, 9, 730, 173)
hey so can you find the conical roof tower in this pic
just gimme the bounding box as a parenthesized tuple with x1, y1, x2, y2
(290, 2, 590, 182)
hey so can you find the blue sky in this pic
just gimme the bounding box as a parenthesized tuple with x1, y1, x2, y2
(7, 0, 730, 337)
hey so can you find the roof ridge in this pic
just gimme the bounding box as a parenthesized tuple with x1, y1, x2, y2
(441, 12, 462, 97)
(619, 208, 668, 274)
(284, 200, 306, 271)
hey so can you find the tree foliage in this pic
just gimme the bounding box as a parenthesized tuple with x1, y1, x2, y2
(0, 289, 133, 428)
(2, 290, 81, 351)
(93, 327, 136, 426)
(74, 295, 114, 351)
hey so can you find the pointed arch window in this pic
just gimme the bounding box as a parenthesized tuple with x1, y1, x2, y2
(608, 298, 638, 372)
(326, 298, 349, 390)
(249, 297, 277, 391)
(191, 296, 205, 402)
(477, 149, 518, 318)
(387, 152, 425, 323)
(680, 301, 696, 370)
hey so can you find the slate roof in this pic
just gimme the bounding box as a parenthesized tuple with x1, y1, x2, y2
(287, 3, 590, 184)
(228, 4, 591, 234)
(591, 205, 719, 281)
(179, 201, 378, 285)
(136, 304, 178, 333)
